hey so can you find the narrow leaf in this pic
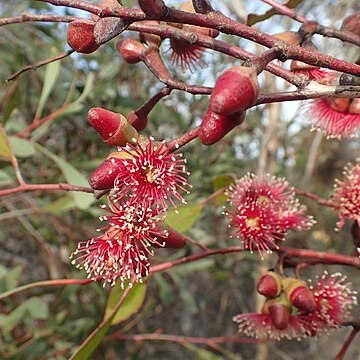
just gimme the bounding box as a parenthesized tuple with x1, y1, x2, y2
(213, 174, 235, 206)
(34, 143, 94, 210)
(35, 57, 61, 119)
(0, 126, 12, 161)
(247, 0, 304, 26)
(105, 282, 147, 325)
(70, 285, 134, 360)
(9, 136, 36, 158)
(165, 203, 204, 233)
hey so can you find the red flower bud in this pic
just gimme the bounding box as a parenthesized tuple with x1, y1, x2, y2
(152, 226, 186, 249)
(209, 66, 259, 115)
(256, 271, 282, 299)
(198, 109, 245, 145)
(290, 286, 317, 313)
(116, 38, 144, 64)
(282, 277, 316, 313)
(349, 98, 360, 114)
(326, 98, 351, 113)
(126, 110, 148, 132)
(138, 0, 168, 19)
(89, 157, 123, 190)
(88, 107, 138, 146)
(67, 20, 99, 54)
(341, 12, 360, 36)
(267, 295, 291, 330)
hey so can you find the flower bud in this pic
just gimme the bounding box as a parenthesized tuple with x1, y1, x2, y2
(341, 12, 360, 36)
(67, 20, 100, 54)
(273, 31, 302, 45)
(349, 98, 360, 114)
(138, 0, 168, 19)
(326, 98, 351, 113)
(88, 107, 139, 146)
(256, 271, 282, 299)
(126, 110, 148, 132)
(282, 277, 316, 313)
(209, 66, 259, 115)
(198, 109, 246, 145)
(116, 38, 144, 64)
(267, 294, 291, 330)
(152, 226, 186, 249)
(89, 157, 123, 190)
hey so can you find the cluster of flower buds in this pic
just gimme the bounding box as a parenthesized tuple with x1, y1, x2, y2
(234, 271, 357, 340)
(257, 272, 316, 332)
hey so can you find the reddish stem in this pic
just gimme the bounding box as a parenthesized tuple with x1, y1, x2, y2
(334, 327, 360, 360)
(294, 187, 339, 208)
(0, 183, 94, 197)
(106, 332, 266, 344)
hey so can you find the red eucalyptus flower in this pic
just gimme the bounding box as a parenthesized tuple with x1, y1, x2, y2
(112, 137, 191, 213)
(71, 201, 167, 287)
(233, 312, 308, 341)
(300, 272, 358, 335)
(305, 98, 360, 138)
(225, 174, 314, 256)
(332, 161, 360, 230)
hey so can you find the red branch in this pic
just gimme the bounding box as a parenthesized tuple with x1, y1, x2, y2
(106, 332, 266, 344)
(0, 183, 94, 197)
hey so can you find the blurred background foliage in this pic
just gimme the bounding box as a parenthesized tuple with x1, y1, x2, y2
(0, 0, 359, 359)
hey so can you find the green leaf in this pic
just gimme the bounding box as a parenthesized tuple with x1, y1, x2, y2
(0, 297, 49, 334)
(35, 57, 61, 120)
(75, 73, 94, 104)
(213, 174, 235, 206)
(247, 0, 304, 26)
(1, 79, 22, 124)
(43, 195, 76, 214)
(0, 126, 12, 161)
(170, 273, 198, 314)
(154, 273, 173, 306)
(70, 284, 142, 360)
(165, 203, 204, 233)
(8, 136, 36, 158)
(0, 170, 12, 187)
(105, 281, 147, 325)
(34, 143, 94, 210)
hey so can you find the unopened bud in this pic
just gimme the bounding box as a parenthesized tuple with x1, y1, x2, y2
(198, 109, 246, 145)
(67, 20, 99, 54)
(349, 98, 360, 114)
(139, 0, 168, 19)
(256, 271, 282, 299)
(267, 294, 291, 330)
(116, 38, 144, 64)
(88, 107, 138, 146)
(153, 226, 186, 249)
(209, 66, 259, 115)
(89, 157, 123, 190)
(282, 277, 316, 313)
(326, 98, 351, 113)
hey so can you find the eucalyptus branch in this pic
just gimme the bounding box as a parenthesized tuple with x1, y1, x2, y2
(0, 13, 78, 26)
(0, 183, 94, 197)
(6, 50, 74, 82)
